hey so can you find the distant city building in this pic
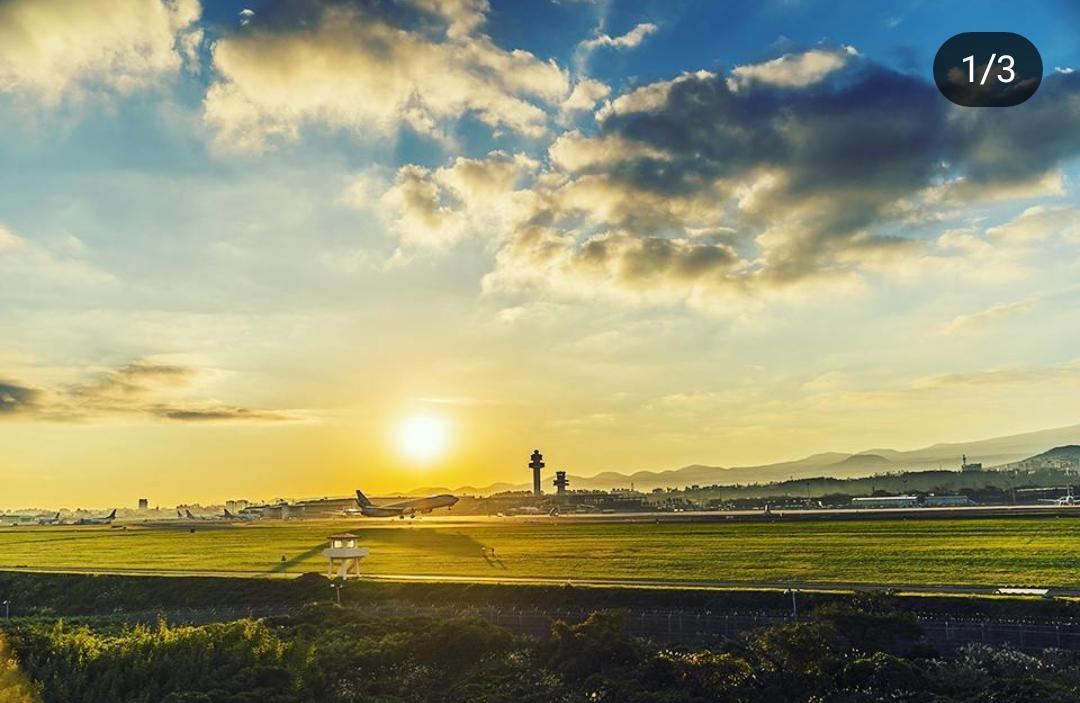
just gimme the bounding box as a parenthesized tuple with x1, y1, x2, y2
(529, 450, 545, 497)
(137, 498, 148, 510)
(961, 454, 983, 472)
(226, 500, 249, 512)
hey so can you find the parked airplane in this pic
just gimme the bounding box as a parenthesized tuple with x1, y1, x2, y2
(354, 490, 458, 518)
(74, 509, 116, 526)
(223, 508, 259, 521)
(37, 512, 62, 525)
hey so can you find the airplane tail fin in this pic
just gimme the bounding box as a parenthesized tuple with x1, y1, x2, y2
(106, 509, 116, 520)
(186, 509, 195, 519)
(223, 508, 234, 518)
(355, 490, 372, 507)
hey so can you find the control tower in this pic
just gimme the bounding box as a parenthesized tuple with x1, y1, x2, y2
(529, 450, 544, 496)
(553, 470, 569, 495)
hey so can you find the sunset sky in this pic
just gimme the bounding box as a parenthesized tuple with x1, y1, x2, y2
(2, 0, 1079, 508)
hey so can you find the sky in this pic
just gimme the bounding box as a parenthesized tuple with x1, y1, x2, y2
(1, 0, 1079, 508)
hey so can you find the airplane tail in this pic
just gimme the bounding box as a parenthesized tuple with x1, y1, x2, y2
(223, 508, 235, 518)
(355, 490, 372, 507)
(186, 509, 196, 519)
(105, 509, 116, 521)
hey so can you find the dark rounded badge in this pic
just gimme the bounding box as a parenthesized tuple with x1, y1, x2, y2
(934, 32, 1042, 107)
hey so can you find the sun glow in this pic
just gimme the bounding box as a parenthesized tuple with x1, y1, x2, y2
(395, 415, 449, 463)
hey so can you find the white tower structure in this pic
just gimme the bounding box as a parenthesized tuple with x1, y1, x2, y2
(323, 533, 370, 580)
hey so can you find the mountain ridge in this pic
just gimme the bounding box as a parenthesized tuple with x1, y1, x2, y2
(401, 422, 1080, 496)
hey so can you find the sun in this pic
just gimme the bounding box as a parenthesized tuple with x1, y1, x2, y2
(395, 415, 449, 463)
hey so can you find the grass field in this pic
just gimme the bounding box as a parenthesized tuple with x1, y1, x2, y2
(1, 517, 1079, 588)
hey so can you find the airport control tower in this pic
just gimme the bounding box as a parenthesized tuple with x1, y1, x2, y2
(529, 450, 544, 496)
(553, 470, 569, 495)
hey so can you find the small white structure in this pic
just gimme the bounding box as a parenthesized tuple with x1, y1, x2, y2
(323, 533, 370, 580)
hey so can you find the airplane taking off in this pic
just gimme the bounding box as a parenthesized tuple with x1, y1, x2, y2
(74, 509, 116, 526)
(354, 490, 458, 518)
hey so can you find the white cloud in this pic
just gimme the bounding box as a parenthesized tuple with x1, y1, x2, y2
(0, 0, 201, 103)
(579, 22, 658, 52)
(548, 131, 670, 171)
(360, 151, 539, 257)
(986, 205, 1080, 242)
(559, 78, 611, 120)
(204, 3, 569, 151)
(595, 70, 714, 121)
(727, 47, 856, 91)
(940, 299, 1037, 335)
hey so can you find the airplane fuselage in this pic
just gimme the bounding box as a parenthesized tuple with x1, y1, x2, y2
(357, 493, 458, 518)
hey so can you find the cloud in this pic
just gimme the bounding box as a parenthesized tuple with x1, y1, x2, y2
(0, 0, 201, 103)
(370, 54, 1080, 310)
(0, 381, 41, 415)
(559, 78, 611, 120)
(363, 150, 538, 256)
(940, 300, 1037, 335)
(0, 224, 117, 299)
(579, 22, 658, 52)
(986, 205, 1080, 242)
(0, 359, 294, 423)
(727, 46, 856, 90)
(910, 360, 1080, 390)
(204, 1, 569, 151)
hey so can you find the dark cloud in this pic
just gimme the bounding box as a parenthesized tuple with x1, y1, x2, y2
(501, 58, 1080, 296)
(69, 360, 196, 401)
(0, 381, 41, 415)
(0, 361, 293, 424)
(153, 406, 292, 422)
(948, 71, 1080, 186)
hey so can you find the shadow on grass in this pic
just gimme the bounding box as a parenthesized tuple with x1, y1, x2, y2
(268, 542, 329, 574)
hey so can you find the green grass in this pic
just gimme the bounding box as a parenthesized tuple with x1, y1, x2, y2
(1, 517, 1079, 587)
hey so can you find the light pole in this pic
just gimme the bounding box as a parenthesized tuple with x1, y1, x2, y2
(330, 581, 342, 605)
(785, 589, 798, 622)
(2, 600, 9, 618)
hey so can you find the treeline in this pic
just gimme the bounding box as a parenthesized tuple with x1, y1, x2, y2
(4, 602, 1080, 702)
(666, 466, 1079, 504)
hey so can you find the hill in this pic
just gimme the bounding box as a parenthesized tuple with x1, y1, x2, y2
(1023, 445, 1080, 463)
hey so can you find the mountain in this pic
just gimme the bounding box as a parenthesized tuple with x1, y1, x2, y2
(823, 453, 893, 472)
(1023, 445, 1080, 463)
(424, 422, 1080, 495)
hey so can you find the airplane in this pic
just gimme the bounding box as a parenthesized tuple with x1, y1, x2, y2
(223, 508, 259, 521)
(183, 509, 250, 521)
(354, 490, 458, 518)
(74, 509, 116, 526)
(1040, 487, 1079, 506)
(37, 512, 62, 526)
